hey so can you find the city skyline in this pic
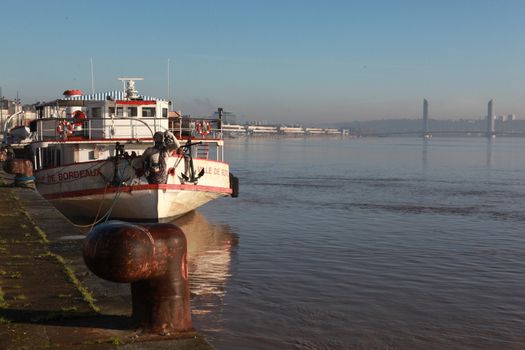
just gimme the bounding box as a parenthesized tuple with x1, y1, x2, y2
(1, 0, 524, 123)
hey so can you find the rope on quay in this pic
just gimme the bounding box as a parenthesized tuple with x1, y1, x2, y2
(69, 183, 111, 230)
(68, 182, 123, 230)
(69, 163, 129, 230)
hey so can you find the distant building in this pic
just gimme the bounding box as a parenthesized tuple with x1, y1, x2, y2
(222, 124, 246, 134)
(279, 126, 304, 134)
(247, 125, 278, 134)
(496, 114, 517, 122)
(0, 98, 21, 115)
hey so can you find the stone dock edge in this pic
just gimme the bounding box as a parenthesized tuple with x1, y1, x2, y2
(0, 182, 215, 350)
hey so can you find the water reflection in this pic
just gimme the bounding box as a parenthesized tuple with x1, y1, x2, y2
(51, 211, 238, 322)
(171, 211, 238, 316)
(486, 138, 493, 168)
(422, 138, 429, 170)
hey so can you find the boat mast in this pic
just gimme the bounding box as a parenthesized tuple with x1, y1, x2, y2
(167, 58, 170, 109)
(90, 58, 95, 94)
(0, 87, 3, 133)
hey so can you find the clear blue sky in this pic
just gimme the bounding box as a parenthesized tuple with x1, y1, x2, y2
(1, 0, 524, 123)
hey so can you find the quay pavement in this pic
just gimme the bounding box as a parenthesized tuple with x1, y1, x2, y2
(0, 177, 213, 350)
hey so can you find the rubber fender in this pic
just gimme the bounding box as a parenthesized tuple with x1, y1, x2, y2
(229, 173, 239, 198)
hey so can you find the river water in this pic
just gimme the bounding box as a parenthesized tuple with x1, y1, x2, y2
(183, 137, 525, 350)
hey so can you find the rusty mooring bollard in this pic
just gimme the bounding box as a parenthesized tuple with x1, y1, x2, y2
(82, 221, 192, 335)
(3, 158, 35, 188)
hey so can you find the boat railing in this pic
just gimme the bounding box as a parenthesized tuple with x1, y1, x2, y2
(28, 116, 225, 162)
(171, 117, 223, 140)
(2, 111, 26, 142)
(31, 117, 169, 142)
(182, 139, 224, 162)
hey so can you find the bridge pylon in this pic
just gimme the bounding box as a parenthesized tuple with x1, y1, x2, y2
(486, 99, 495, 138)
(422, 99, 431, 138)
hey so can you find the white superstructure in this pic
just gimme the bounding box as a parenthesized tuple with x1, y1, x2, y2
(3, 79, 238, 222)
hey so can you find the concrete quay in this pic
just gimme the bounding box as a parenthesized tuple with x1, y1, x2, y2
(0, 180, 213, 349)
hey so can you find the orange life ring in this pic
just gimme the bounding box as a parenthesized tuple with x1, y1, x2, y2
(72, 110, 86, 131)
(73, 110, 87, 122)
(57, 121, 73, 136)
(196, 121, 212, 136)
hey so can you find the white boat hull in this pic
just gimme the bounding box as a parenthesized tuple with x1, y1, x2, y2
(5, 82, 237, 222)
(35, 155, 232, 221)
(49, 186, 227, 221)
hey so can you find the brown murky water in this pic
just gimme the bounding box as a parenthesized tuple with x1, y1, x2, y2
(31, 137, 525, 349)
(191, 137, 525, 350)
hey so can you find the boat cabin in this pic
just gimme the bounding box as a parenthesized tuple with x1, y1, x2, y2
(10, 79, 225, 171)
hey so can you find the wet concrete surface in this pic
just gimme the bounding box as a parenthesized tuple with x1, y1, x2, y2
(0, 180, 214, 349)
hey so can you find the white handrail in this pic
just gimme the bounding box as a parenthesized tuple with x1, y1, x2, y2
(2, 111, 24, 143)
(113, 116, 154, 138)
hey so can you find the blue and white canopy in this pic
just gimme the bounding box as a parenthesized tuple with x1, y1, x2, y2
(63, 91, 166, 102)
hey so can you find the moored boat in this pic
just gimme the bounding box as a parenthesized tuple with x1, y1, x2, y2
(2, 78, 238, 222)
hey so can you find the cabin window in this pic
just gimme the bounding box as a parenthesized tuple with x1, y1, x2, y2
(162, 108, 168, 118)
(142, 107, 156, 117)
(91, 107, 102, 118)
(108, 107, 115, 116)
(42, 149, 50, 168)
(55, 149, 61, 166)
(128, 107, 138, 117)
(41, 148, 61, 168)
(116, 107, 124, 117)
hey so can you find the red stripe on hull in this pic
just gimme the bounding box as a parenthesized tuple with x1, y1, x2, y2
(42, 183, 232, 200)
(116, 100, 157, 105)
(35, 157, 229, 173)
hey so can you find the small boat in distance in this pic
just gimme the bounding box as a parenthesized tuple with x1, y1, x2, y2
(2, 78, 239, 222)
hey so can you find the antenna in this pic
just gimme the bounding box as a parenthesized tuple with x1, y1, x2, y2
(167, 58, 170, 106)
(90, 58, 95, 94)
(0, 87, 3, 129)
(118, 78, 144, 99)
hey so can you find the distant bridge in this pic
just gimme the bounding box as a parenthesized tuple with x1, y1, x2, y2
(357, 99, 522, 138)
(357, 130, 525, 137)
